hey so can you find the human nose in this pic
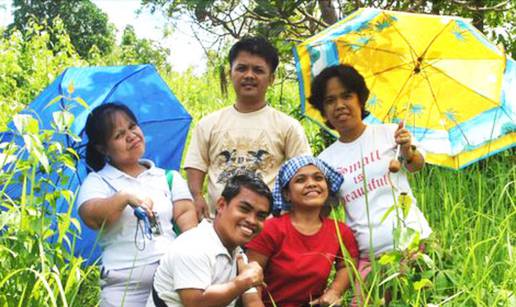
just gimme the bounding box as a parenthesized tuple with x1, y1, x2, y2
(334, 97, 347, 109)
(306, 177, 317, 187)
(126, 131, 138, 143)
(243, 68, 255, 79)
(246, 212, 258, 226)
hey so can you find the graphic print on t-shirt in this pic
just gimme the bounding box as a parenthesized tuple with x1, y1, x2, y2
(334, 148, 392, 204)
(214, 131, 276, 184)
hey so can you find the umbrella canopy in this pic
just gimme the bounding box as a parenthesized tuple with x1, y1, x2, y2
(295, 8, 515, 169)
(1, 64, 192, 263)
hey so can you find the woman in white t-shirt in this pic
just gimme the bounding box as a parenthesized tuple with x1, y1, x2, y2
(308, 64, 432, 303)
(77, 103, 198, 307)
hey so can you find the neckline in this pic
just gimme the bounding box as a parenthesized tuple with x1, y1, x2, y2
(285, 214, 326, 238)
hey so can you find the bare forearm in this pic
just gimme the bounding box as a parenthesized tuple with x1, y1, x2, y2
(78, 192, 129, 229)
(180, 279, 249, 307)
(173, 200, 198, 232)
(185, 168, 211, 219)
(328, 266, 352, 295)
(242, 292, 265, 307)
(186, 168, 206, 198)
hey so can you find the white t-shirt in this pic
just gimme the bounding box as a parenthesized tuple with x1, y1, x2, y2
(148, 220, 253, 307)
(184, 105, 311, 213)
(76, 159, 192, 270)
(319, 124, 432, 257)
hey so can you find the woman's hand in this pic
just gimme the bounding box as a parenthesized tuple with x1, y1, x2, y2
(394, 121, 424, 172)
(394, 121, 413, 156)
(309, 288, 342, 306)
(120, 190, 154, 218)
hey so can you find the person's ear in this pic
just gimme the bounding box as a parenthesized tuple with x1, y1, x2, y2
(282, 189, 290, 203)
(215, 196, 228, 215)
(268, 73, 275, 86)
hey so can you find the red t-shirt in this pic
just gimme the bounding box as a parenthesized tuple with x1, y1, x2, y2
(246, 214, 359, 307)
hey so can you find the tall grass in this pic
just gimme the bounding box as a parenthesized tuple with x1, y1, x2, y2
(412, 156, 515, 306)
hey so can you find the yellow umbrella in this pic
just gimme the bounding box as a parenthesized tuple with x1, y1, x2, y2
(295, 8, 515, 169)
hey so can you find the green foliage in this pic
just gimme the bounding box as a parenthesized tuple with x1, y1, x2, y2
(9, 0, 116, 58)
(117, 25, 171, 72)
(0, 108, 98, 306)
(0, 19, 84, 131)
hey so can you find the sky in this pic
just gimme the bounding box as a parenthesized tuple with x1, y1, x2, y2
(0, 0, 208, 74)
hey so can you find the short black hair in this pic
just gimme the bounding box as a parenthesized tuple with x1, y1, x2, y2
(84, 102, 138, 171)
(221, 172, 273, 214)
(308, 64, 370, 129)
(228, 36, 279, 73)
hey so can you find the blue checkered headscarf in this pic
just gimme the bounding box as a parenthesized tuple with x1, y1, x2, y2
(272, 155, 344, 213)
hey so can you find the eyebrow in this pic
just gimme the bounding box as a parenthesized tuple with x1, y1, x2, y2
(239, 201, 254, 209)
(294, 171, 324, 178)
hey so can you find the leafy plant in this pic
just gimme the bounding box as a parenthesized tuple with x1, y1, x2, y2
(0, 106, 97, 305)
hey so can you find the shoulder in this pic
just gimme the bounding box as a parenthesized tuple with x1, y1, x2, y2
(77, 171, 112, 207)
(172, 226, 210, 255)
(376, 123, 397, 134)
(79, 171, 109, 191)
(318, 140, 340, 160)
(365, 124, 396, 141)
(263, 214, 290, 235)
(195, 106, 233, 127)
(324, 218, 351, 234)
(267, 107, 301, 125)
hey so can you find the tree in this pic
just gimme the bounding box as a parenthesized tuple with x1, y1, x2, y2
(141, 0, 515, 59)
(118, 25, 171, 72)
(8, 0, 116, 58)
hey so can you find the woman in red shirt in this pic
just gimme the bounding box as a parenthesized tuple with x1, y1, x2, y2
(246, 155, 359, 306)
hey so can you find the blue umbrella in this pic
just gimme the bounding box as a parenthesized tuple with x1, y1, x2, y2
(1, 64, 192, 263)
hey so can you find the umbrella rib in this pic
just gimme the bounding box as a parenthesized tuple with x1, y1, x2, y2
(102, 65, 150, 104)
(386, 13, 419, 66)
(419, 67, 472, 147)
(331, 38, 407, 57)
(420, 20, 454, 61)
(484, 107, 501, 158)
(422, 62, 502, 109)
(381, 70, 415, 122)
(368, 61, 413, 77)
(138, 117, 192, 125)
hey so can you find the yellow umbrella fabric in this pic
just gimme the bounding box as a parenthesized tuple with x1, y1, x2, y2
(295, 8, 515, 169)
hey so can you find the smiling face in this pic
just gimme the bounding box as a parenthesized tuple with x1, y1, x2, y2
(230, 51, 274, 106)
(322, 77, 365, 136)
(100, 111, 145, 168)
(285, 164, 329, 210)
(214, 187, 270, 251)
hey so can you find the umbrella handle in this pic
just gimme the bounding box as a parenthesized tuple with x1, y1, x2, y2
(389, 120, 405, 173)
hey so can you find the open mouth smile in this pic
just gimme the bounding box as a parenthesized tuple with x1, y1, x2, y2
(239, 224, 255, 236)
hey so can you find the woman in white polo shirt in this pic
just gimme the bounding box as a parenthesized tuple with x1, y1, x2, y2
(77, 103, 198, 307)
